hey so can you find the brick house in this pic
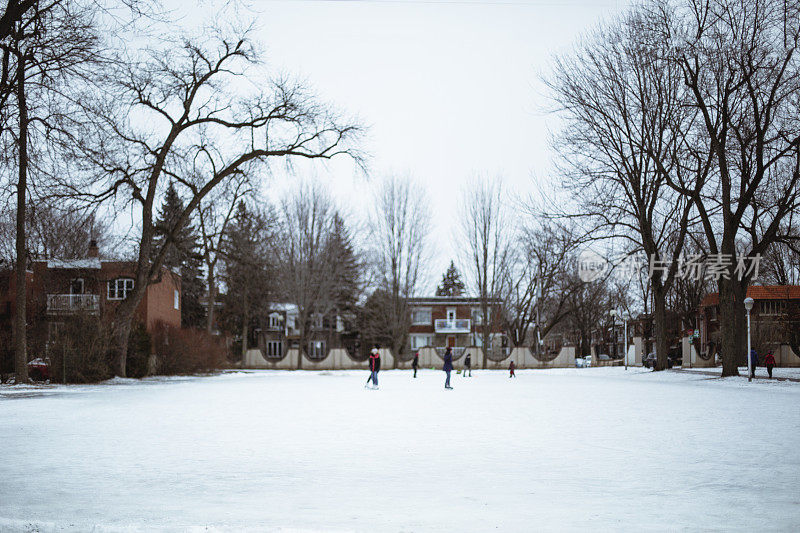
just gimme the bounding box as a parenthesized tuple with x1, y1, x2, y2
(407, 296, 506, 359)
(0, 242, 181, 370)
(699, 285, 800, 366)
(255, 304, 358, 363)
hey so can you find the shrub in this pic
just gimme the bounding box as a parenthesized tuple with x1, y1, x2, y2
(152, 321, 228, 375)
(48, 313, 113, 383)
(126, 322, 152, 378)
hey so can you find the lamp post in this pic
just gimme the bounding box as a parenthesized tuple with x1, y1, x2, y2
(621, 312, 629, 370)
(609, 309, 617, 359)
(744, 297, 754, 382)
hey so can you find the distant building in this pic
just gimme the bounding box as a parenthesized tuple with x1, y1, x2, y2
(699, 285, 800, 366)
(0, 241, 181, 371)
(407, 296, 507, 358)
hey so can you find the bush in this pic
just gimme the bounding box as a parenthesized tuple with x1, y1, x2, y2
(126, 322, 152, 378)
(152, 321, 228, 375)
(48, 313, 113, 383)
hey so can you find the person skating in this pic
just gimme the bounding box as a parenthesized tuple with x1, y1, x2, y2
(764, 350, 776, 378)
(443, 347, 454, 389)
(366, 345, 381, 389)
(463, 352, 472, 377)
(412, 351, 419, 378)
(749, 348, 758, 379)
(509, 360, 516, 378)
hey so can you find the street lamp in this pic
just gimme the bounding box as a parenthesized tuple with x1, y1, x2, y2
(744, 297, 754, 382)
(609, 309, 617, 359)
(620, 312, 629, 370)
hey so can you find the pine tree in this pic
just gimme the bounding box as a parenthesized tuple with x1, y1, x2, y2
(153, 182, 206, 328)
(436, 260, 466, 297)
(325, 214, 360, 315)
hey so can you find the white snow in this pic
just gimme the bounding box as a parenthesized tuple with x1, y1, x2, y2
(1, 368, 799, 532)
(46, 258, 102, 269)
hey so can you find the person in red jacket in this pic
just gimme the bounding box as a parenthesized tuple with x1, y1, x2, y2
(764, 350, 776, 378)
(366, 345, 381, 389)
(509, 360, 516, 378)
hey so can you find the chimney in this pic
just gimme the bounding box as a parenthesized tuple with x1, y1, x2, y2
(88, 239, 99, 258)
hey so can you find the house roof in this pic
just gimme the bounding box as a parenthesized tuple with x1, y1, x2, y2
(45, 258, 102, 270)
(408, 296, 503, 306)
(700, 285, 800, 307)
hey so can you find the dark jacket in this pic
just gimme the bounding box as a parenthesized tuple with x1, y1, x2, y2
(764, 353, 776, 366)
(509, 361, 515, 371)
(464, 354, 471, 367)
(443, 352, 453, 372)
(412, 354, 419, 368)
(369, 353, 381, 372)
(749, 349, 758, 366)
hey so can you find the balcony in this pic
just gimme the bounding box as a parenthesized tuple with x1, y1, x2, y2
(46, 294, 100, 314)
(434, 318, 471, 333)
(436, 346, 466, 358)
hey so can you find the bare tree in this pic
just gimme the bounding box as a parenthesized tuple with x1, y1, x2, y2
(547, 4, 701, 370)
(62, 26, 362, 376)
(197, 174, 251, 333)
(459, 176, 512, 366)
(277, 182, 340, 369)
(650, 0, 800, 375)
(505, 221, 581, 353)
(371, 174, 431, 365)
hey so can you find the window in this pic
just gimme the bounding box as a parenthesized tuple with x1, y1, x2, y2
(70, 278, 84, 295)
(173, 290, 180, 310)
(266, 341, 283, 359)
(311, 314, 324, 329)
(307, 340, 326, 359)
(411, 308, 432, 325)
(761, 300, 785, 316)
(107, 278, 134, 300)
(447, 308, 456, 322)
(268, 313, 283, 329)
(410, 334, 432, 350)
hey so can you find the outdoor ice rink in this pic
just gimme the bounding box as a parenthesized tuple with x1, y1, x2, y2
(2, 367, 799, 532)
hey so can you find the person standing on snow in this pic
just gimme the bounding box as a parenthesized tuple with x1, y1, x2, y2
(509, 360, 516, 378)
(749, 349, 758, 379)
(443, 347, 454, 389)
(412, 351, 419, 378)
(764, 350, 776, 378)
(366, 345, 381, 389)
(463, 352, 472, 377)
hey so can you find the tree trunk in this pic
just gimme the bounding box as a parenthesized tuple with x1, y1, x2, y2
(13, 52, 28, 383)
(652, 282, 668, 371)
(206, 268, 216, 333)
(241, 304, 248, 367)
(718, 277, 740, 377)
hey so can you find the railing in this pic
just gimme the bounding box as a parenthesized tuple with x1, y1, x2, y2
(434, 319, 471, 333)
(436, 346, 466, 358)
(46, 294, 100, 313)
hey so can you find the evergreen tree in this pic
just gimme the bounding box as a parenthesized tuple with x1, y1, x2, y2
(153, 182, 206, 328)
(325, 214, 360, 316)
(436, 260, 466, 297)
(220, 201, 275, 360)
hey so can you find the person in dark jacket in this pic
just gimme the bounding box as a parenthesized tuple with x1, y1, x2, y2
(463, 352, 472, 377)
(509, 360, 516, 378)
(412, 351, 419, 378)
(366, 345, 381, 389)
(749, 349, 758, 379)
(443, 347, 454, 389)
(764, 350, 776, 378)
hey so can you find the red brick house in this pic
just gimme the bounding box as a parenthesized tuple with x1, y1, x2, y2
(1, 242, 181, 370)
(407, 296, 506, 358)
(699, 285, 800, 366)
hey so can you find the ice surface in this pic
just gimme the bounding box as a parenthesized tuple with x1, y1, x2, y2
(1, 368, 799, 532)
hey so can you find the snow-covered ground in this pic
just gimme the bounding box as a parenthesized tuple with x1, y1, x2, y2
(1, 368, 799, 532)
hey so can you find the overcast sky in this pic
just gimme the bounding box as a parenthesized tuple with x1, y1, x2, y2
(180, 0, 630, 293)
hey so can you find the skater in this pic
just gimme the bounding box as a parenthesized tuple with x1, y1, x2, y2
(412, 351, 419, 378)
(463, 352, 472, 377)
(366, 345, 381, 389)
(443, 347, 453, 389)
(749, 348, 758, 379)
(509, 360, 516, 378)
(764, 350, 776, 378)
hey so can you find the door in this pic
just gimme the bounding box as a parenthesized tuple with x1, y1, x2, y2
(447, 308, 456, 323)
(447, 336, 456, 348)
(70, 278, 84, 294)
